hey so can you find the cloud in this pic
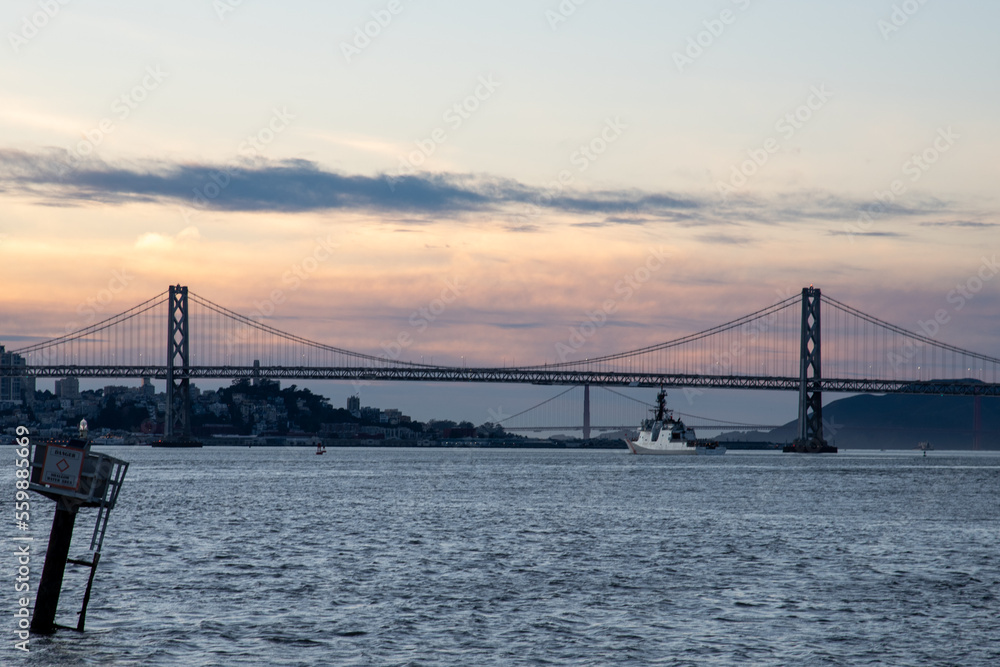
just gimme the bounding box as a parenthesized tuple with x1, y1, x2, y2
(919, 220, 997, 229)
(134, 225, 200, 250)
(0, 148, 702, 219)
(714, 191, 954, 229)
(693, 233, 753, 245)
(827, 230, 906, 238)
(572, 215, 653, 228)
(0, 148, 972, 232)
(490, 322, 549, 330)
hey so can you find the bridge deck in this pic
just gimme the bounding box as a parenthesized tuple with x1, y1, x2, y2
(4, 365, 999, 396)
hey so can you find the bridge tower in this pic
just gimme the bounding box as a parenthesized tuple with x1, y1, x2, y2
(583, 384, 591, 440)
(792, 287, 834, 453)
(165, 285, 192, 441)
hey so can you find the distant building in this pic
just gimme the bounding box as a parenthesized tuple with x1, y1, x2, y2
(141, 377, 155, 397)
(54, 376, 81, 400)
(347, 395, 361, 417)
(0, 345, 33, 404)
(104, 385, 130, 399)
(23, 376, 36, 406)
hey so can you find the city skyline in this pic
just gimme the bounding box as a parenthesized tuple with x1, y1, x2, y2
(2, 1, 998, 425)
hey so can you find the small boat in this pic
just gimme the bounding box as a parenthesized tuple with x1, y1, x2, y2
(315, 442, 327, 455)
(624, 389, 725, 455)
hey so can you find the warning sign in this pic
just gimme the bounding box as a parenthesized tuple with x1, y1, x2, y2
(41, 445, 84, 490)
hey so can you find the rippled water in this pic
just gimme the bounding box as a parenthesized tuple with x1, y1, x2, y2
(4, 447, 1000, 666)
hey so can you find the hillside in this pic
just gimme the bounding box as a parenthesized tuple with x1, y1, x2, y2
(760, 391, 1000, 450)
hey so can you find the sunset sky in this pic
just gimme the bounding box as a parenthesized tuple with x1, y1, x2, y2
(2, 0, 998, 427)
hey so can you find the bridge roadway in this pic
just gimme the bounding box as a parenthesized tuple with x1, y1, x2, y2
(7, 365, 1000, 396)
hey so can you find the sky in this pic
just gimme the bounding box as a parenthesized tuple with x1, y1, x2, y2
(1, 0, 998, 429)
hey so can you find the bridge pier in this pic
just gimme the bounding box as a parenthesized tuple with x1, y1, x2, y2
(583, 384, 591, 440)
(165, 285, 192, 441)
(973, 395, 982, 450)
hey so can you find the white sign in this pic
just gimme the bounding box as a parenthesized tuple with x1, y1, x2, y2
(41, 445, 84, 490)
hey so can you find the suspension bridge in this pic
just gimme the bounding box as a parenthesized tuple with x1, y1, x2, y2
(2, 286, 998, 452)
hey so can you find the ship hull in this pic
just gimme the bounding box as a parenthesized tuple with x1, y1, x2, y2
(625, 440, 727, 456)
(625, 439, 695, 455)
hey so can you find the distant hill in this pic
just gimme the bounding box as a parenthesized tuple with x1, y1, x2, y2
(716, 430, 775, 443)
(754, 390, 1000, 450)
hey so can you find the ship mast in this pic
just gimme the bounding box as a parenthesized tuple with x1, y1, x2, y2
(654, 388, 667, 421)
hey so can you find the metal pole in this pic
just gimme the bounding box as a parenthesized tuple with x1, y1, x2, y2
(76, 552, 101, 632)
(30, 503, 78, 634)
